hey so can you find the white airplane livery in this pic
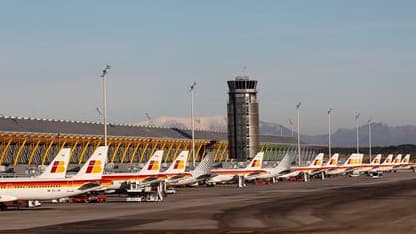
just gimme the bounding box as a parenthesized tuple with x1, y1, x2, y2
(0, 146, 108, 204)
(206, 152, 265, 185)
(37, 148, 71, 179)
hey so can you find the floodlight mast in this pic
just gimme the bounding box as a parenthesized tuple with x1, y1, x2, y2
(355, 112, 360, 153)
(368, 119, 372, 162)
(100, 65, 111, 147)
(328, 107, 333, 158)
(296, 102, 302, 165)
(190, 82, 197, 168)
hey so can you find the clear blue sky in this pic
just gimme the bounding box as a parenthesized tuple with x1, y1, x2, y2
(0, 0, 415, 134)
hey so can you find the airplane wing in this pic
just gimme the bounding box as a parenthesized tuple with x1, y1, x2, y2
(0, 195, 18, 202)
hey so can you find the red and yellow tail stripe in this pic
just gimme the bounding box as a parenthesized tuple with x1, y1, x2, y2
(147, 160, 160, 170)
(173, 160, 185, 170)
(86, 160, 103, 174)
(50, 161, 66, 173)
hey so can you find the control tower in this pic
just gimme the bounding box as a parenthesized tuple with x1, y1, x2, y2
(227, 76, 260, 161)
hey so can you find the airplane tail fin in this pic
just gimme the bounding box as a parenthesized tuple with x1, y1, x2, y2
(371, 154, 382, 165)
(245, 152, 264, 170)
(382, 154, 393, 164)
(402, 154, 411, 164)
(310, 153, 324, 167)
(344, 153, 363, 166)
(138, 150, 164, 175)
(72, 146, 108, 180)
(165, 151, 189, 174)
(191, 152, 214, 178)
(37, 148, 71, 179)
(393, 154, 402, 164)
(272, 153, 294, 173)
(326, 153, 339, 166)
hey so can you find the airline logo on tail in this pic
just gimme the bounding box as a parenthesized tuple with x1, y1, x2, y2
(173, 160, 185, 170)
(50, 161, 66, 173)
(251, 160, 261, 168)
(402, 155, 410, 164)
(310, 154, 324, 167)
(313, 159, 322, 166)
(328, 159, 336, 166)
(147, 160, 160, 171)
(86, 160, 103, 174)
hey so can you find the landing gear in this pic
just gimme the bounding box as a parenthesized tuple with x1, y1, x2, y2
(304, 173, 309, 182)
(0, 203, 7, 211)
(238, 176, 246, 188)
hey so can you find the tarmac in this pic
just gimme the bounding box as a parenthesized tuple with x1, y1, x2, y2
(1, 172, 416, 233)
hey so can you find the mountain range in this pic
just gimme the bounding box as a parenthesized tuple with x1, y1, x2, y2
(137, 116, 416, 147)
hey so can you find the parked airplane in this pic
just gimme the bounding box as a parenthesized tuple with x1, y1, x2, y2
(0, 146, 108, 208)
(37, 148, 71, 179)
(352, 154, 382, 174)
(102, 150, 164, 190)
(397, 154, 416, 172)
(326, 153, 363, 176)
(245, 153, 294, 183)
(206, 152, 265, 185)
(278, 153, 325, 180)
(370, 154, 395, 173)
(167, 153, 215, 186)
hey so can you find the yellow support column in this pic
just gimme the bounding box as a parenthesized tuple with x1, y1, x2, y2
(59, 141, 67, 151)
(219, 144, 228, 162)
(214, 143, 224, 162)
(41, 140, 54, 166)
(120, 142, 132, 163)
(13, 139, 27, 166)
(172, 143, 183, 161)
(139, 142, 150, 163)
(0, 139, 12, 165)
(28, 140, 41, 166)
(129, 142, 141, 164)
(70, 141, 79, 155)
(195, 143, 204, 162)
(110, 142, 122, 163)
(164, 143, 175, 163)
(149, 142, 159, 156)
(78, 141, 91, 165)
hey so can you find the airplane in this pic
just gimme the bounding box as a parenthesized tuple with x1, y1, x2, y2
(166, 153, 215, 186)
(0, 146, 109, 208)
(325, 153, 364, 176)
(158, 151, 190, 181)
(397, 154, 416, 172)
(205, 152, 265, 186)
(352, 154, 382, 174)
(278, 153, 325, 181)
(37, 148, 71, 179)
(369, 154, 395, 173)
(245, 153, 294, 183)
(102, 150, 165, 190)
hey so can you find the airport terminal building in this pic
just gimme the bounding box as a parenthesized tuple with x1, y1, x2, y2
(0, 116, 320, 172)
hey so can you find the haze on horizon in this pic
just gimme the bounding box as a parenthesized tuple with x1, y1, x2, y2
(0, 1, 415, 135)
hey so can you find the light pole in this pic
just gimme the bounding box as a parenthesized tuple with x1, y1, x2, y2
(100, 65, 111, 147)
(368, 119, 372, 162)
(296, 102, 302, 165)
(355, 112, 360, 153)
(328, 108, 333, 158)
(190, 82, 197, 168)
(280, 125, 283, 136)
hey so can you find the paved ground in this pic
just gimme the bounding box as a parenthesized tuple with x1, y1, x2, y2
(1, 172, 416, 233)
